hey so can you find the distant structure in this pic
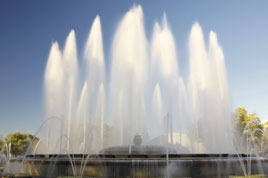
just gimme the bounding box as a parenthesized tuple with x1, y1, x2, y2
(133, 134, 142, 146)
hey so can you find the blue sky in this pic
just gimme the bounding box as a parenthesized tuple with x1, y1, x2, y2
(0, 0, 267, 136)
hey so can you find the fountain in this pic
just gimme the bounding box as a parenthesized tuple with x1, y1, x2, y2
(2, 4, 268, 178)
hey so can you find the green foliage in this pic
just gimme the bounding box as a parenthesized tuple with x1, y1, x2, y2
(234, 107, 263, 143)
(234, 107, 247, 136)
(0, 139, 3, 151)
(4, 132, 38, 156)
(245, 113, 263, 138)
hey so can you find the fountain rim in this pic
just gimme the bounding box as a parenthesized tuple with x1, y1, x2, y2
(9, 153, 268, 167)
(21, 153, 258, 159)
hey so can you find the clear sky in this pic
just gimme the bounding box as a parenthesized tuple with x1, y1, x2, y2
(0, 0, 267, 136)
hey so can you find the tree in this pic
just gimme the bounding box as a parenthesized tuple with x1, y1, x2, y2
(0, 139, 3, 152)
(234, 107, 247, 136)
(4, 132, 38, 156)
(244, 113, 263, 139)
(234, 107, 263, 146)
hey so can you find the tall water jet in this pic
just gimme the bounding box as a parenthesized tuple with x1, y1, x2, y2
(110, 5, 148, 146)
(188, 22, 233, 153)
(43, 42, 64, 154)
(188, 22, 209, 153)
(84, 15, 106, 121)
(151, 14, 179, 148)
(44, 42, 64, 123)
(208, 31, 233, 152)
(63, 30, 78, 152)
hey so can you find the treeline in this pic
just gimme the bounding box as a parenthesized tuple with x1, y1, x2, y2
(0, 132, 38, 156)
